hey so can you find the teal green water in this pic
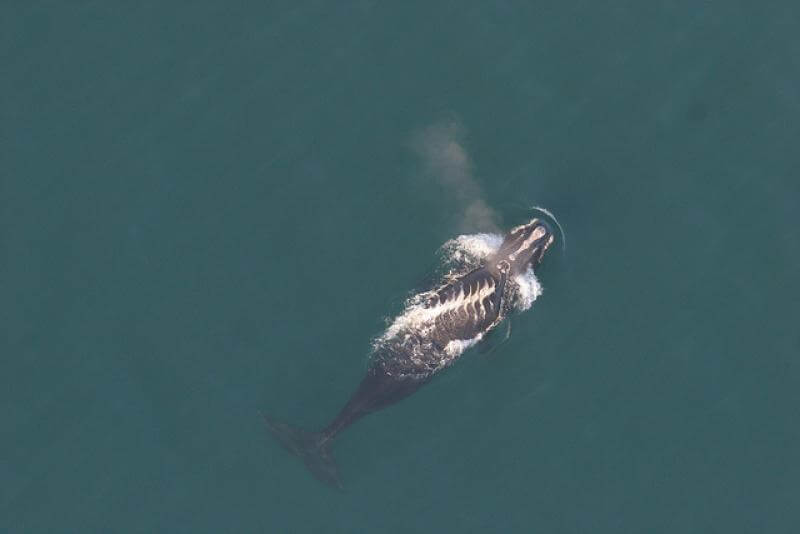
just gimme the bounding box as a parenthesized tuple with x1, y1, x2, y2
(3, 2, 799, 532)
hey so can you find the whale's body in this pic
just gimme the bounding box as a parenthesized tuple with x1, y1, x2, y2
(265, 219, 554, 487)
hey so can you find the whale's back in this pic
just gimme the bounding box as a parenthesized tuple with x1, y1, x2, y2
(426, 268, 504, 343)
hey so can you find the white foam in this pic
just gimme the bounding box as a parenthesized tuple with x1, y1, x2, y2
(380, 291, 457, 342)
(441, 233, 503, 266)
(444, 335, 483, 357)
(512, 266, 542, 311)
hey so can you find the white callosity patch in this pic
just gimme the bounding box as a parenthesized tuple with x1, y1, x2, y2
(507, 225, 547, 263)
(373, 232, 543, 377)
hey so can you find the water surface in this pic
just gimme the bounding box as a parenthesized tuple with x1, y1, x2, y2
(2, 2, 798, 532)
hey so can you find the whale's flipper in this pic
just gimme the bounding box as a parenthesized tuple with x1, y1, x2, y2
(264, 416, 342, 489)
(478, 319, 512, 355)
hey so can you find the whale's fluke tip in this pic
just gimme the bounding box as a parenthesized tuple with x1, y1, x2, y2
(264, 415, 343, 490)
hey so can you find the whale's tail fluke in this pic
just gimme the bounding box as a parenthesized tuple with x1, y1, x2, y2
(263, 415, 342, 489)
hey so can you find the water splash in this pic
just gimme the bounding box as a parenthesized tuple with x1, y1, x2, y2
(511, 267, 543, 312)
(440, 232, 503, 268)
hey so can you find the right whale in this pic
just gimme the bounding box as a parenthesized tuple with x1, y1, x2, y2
(265, 218, 555, 488)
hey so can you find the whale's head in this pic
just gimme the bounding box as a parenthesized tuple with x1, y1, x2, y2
(491, 218, 554, 276)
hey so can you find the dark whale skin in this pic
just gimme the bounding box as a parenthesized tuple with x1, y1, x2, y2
(265, 219, 554, 488)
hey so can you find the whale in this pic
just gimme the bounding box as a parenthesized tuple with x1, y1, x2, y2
(265, 218, 555, 487)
